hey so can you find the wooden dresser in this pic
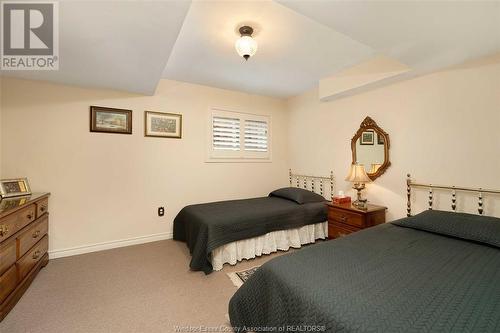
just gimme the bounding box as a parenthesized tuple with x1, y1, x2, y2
(327, 202, 386, 239)
(0, 193, 49, 321)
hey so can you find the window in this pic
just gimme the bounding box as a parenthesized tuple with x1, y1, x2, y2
(213, 116, 240, 151)
(208, 109, 270, 161)
(244, 119, 268, 152)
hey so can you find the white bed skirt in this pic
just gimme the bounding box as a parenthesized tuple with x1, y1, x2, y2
(211, 222, 328, 271)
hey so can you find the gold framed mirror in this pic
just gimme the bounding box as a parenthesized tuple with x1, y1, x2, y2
(351, 116, 390, 181)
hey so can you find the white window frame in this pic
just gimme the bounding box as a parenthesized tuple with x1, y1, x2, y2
(207, 108, 272, 163)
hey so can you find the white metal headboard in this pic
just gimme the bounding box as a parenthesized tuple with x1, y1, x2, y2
(406, 173, 500, 217)
(289, 169, 334, 200)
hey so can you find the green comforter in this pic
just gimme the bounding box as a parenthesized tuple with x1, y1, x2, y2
(229, 222, 500, 332)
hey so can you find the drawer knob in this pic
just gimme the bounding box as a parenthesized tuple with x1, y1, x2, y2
(341, 215, 347, 222)
(32, 250, 41, 260)
(27, 213, 33, 220)
(32, 230, 41, 238)
(40, 206, 47, 212)
(0, 224, 8, 237)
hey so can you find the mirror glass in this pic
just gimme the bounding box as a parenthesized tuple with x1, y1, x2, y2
(351, 117, 390, 180)
(355, 130, 385, 174)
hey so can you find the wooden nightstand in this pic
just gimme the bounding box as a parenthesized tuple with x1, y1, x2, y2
(327, 202, 386, 239)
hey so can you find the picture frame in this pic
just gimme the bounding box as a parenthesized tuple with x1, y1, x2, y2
(0, 178, 32, 198)
(90, 106, 132, 134)
(144, 111, 182, 138)
(360, 130, 375, 145)
(377, 133, 385, 145)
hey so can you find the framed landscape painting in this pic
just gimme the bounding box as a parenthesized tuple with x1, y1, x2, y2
(90, 106, 132, 134)
(144, 111, 182, 138)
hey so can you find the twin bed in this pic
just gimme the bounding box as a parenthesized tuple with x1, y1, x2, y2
(173, 170, 334, 273)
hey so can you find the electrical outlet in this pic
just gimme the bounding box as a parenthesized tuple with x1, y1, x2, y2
(158, 207, 165, 217)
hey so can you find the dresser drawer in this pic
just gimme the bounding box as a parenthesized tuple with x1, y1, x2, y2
(36, 198, 49, 218)
(328, 222, 360, 239)
(17, 215, 49, 259)
(328, 208, 364, 228)
(0, 265, 17, 304)
(0, 239, 16, 276)
(0, 204, 36, 243)
(17, 235, 48, 281)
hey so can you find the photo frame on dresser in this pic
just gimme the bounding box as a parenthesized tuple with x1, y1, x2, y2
(0, 178, 32, 198)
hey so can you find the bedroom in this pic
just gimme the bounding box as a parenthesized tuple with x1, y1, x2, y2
(0, 0, 499, 332)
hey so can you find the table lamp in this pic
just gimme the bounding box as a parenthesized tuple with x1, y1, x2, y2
(345, 163, 372, 208)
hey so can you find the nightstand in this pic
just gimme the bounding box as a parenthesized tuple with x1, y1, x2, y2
(327, 202, 386, 239)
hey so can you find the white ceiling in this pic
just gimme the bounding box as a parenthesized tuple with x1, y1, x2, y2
(1, 0, 191, 95)
(2, 0, 499, 98)
(162, 0, 374, 98)
(277, 0, 500, 73)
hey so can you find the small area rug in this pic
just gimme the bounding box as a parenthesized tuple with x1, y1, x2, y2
(227, 266, 260, 288)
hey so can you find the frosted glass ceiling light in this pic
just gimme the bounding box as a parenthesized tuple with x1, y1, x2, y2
(235, 26, 257, 61)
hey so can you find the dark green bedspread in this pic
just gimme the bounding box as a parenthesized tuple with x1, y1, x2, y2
(229, 223, 500, 332)
(173, 197, 327, 274)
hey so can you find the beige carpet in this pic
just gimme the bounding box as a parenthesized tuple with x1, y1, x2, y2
(0, 239, 290, 333)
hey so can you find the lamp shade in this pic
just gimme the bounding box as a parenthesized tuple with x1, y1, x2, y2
(235, 36, 257, 59)
(345, 164, 372, 183)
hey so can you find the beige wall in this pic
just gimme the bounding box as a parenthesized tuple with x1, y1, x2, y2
(1, 78, 288, 255)
(287, 56, 500, 220)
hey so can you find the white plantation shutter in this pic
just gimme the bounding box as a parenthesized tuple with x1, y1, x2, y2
(212, 116, 240, 150)
(244, 119, 268, 152)
(209, 109, 270, 160)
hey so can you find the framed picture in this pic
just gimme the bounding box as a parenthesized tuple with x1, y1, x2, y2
(377, 133, 385, 145)
(0, 178, 32, 198)
(360, 130, 374, 145)
(144, 111, 182, 138)
(90, 106, 132, 134)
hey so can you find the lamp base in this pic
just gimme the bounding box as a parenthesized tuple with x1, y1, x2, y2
(353, 199, 368, 209)
(352, 183, 367, 209)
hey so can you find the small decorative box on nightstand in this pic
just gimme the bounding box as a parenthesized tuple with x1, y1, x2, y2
(327, 202, 386, 239)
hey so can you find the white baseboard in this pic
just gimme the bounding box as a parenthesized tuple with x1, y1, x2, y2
(48, 232, 173, 259)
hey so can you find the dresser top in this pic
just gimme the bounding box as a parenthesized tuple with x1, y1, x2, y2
(327, 202, 387, 214)
(0, 193, 50, 218)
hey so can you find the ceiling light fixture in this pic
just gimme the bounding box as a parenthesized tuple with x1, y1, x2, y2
(235, 26, 257, 61)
